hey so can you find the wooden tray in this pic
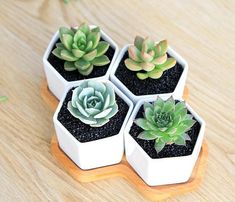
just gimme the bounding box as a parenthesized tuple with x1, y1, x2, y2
(41, 80, 208, 201)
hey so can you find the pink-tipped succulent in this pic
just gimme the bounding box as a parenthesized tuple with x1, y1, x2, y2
(124, 36, 176, 80)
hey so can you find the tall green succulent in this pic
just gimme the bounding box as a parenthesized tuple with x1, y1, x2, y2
(67, 81, 118, 127)
(52, 23, 110, 76)
(135, 97, 196, 153)
(124, 36, 176, 80)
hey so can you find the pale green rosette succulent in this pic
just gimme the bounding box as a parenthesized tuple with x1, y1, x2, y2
(67, 81, 118, 127)
(135, 97, 196, 153)
(52, 23, 110, 76)
(125, 36, 176, 80)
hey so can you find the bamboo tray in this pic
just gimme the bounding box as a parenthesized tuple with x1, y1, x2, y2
(41, 80, 208, 201)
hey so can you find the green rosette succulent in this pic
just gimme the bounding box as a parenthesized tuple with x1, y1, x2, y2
(52, 23, 110, 76)
(67, 80, 118, 127)
(135, 97, 196, 153)
(124, 36, 176, 80)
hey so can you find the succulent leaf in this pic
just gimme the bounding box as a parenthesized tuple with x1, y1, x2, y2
(75, 59, 90, 70)
(72, 49, 85, 58)
(140, 62, 155, 72)
(52, 23, 110, 76)
(138, 131, 157, 140)
(60, 49, 78, 61)
(52, 48, 63, 59)
(147, 69, 163, 79)
(67, 81, 118, 127)
(96, 41, 110, 57)
(79, 23, 90, 35)
(136, 72, 148, 80)
(91, 55, 110, 66)
(124, 59, 142, 71)
(83, 49, 97, 61)
(64, 61, 77, 71)
(78, 65, 93, 75)
(62, 34, 73, 50)
(128, 46, 142, 62)
(134, 36, 144, 50)
(125, 36, 176, 80)
(135, 97, 195, 153)
(156, 58, 176, 71)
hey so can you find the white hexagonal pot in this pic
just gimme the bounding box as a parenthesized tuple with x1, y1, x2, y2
(53, 80, 133, 170)
(43, 25, 119, 100)
(124, 97, 205, 186)
(110, 45, 188, 103)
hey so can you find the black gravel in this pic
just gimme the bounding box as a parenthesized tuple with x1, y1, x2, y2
(115, 51, 184, 95)
(57, 88, 129, 142)
(129, 104, 201, 159)
(47, 38, 115, 82)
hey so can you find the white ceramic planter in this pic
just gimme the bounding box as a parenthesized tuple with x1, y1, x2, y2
(110, 45, 188, 103)
(124, 97, 205, 186)
(43, 25, 119, 100)
(53, 80, 133, 170)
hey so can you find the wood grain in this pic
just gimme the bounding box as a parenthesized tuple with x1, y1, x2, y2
(0, 0, 235, 201)
(51, 135, 208, 201)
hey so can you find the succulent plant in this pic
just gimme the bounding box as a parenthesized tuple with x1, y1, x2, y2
(52, 23, 110, 76)
(124, 36, 176, 80)
(134, 97, 196, 153)
(67, 81, 118, 127)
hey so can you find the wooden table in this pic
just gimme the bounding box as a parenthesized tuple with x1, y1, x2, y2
(1, 0, 235, 201)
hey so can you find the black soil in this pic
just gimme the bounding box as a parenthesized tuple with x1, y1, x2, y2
(130, 104, 201, 159)
(48, 38, 115, 82)
(57, 88, 129, 143)
(115, 51, 184, 95)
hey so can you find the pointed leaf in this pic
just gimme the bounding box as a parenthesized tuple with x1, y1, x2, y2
(152, 54, 167, 65)
(137, 72, 148, 80)
(158, 40, 168, 55)
(84, 41, 93, 52)
(71, 49, 85, 58)
(142, 37, 154, 52)
(147, 69, 163, 79)
(124, 59, 142, 71)
(140, 52, 153, 62)
(154, 139, 165, 153)
(64, 61, 76, 71)
(56, 43, 65, 48)
(92, 55, 110, 66)
(79, 23, 90, 35)
(175, 136, 186, 145)
(140, 62, 155, 72)
(128, 45, 142, 62)
(157, 58, 176, 71)
(67, 102, 97, 125)
(134, 118, 150, 130)
(134, 36, 144, 50)
(91, 26, 100, 33)
(74, 30, 86, 42)
(60, 49, 78, 61)
(94, 108, 112, 119)
(59, 27, 74, 42)
(83, 49, 97, 61)
(75, 59, 90, 70)
(105, 103, 118, 119)
(87, 31, 101, 49)
(61, 34, 73, 50)
(96, 41, 110, 57)
(78, 64, 93, 76)
(87, 80, 106, 93)
(137, 131, 156, 140)
(52, 48, 63, 59)
(91, 118, 109, 127)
